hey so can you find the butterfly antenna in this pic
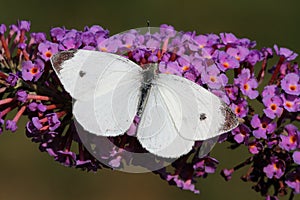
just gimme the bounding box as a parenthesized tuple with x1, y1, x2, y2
(147, 20, 151, 40)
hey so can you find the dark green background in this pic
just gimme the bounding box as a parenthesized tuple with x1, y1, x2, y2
(0, 0, 299, 200)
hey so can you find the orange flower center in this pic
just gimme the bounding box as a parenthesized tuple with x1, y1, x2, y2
(100, 47, 107, 52)
(273, 163, 279, 171)
(289, 135, 296, 144)
(45, 51, 52, 58)
(223, 62, 229, 68)
(261, 122, 267, 129)
(235, 107, 241, 114)
(210, 76, 216, 82)
(226, 88, 231, 94)
(243, 83, 249, 90)
(182, 66, 189, 71)
(289, 85, 296, 91)
(235, 56, 240, 61)
(270, 103, 277, 110)
(285, 102, 292, 108)
(30, 67, 38, 75)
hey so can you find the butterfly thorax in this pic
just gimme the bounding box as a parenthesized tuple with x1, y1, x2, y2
(142, 63, 158, 85)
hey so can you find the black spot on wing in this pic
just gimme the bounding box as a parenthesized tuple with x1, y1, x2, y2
(79, 70, 86, 77)
(51, 49, 77, 73)
(199, 113, 207, 121)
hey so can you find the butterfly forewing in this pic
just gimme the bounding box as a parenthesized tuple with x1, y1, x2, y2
(155, 73, 239, 141)
(51, 50, 143, 136)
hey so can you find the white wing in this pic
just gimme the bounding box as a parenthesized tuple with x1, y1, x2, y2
(137, 73, 238, 158)
(51, 50, 142, 136)
(156, 74, 238, 141)
(137, 83, 195, 158)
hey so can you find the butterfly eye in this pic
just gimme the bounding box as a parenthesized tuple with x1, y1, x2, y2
(199, 113, 207, 121)
(79, 70, 86, 77)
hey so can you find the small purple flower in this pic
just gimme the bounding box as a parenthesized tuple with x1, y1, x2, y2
(9, 24, 19, 36)
(46, 113, 61, 131)
(16, 90, 28, 103)
(231, 124, 251, 144)
(251, 114, 276, 139)
(292, 151, 300, 165)
(266, 196, 279, 200)
(127, 117, 139, 136)
(263, 157, 285, 179)
(230, 98, 248, 118)
(238, 38, 256, 48)
(148, 54, 158, 63)
(86, 25, 109, 37)
(177, 56, 192, 73)
(38, 41, 59, 61)
(28, 102, 38, 111)
(6, 73, 18, 86)
(262, 95, 283, 119)
(220, 33, 238, 45)
(281, 73, 300, 95)
(166, 175, 199, 194)
(274, 45, 298, 61)
(55, 150, 76, 167)
(160, 24, 176, 38)
(18, 43, 27, 50)
(281, 94, 299, 112)
(226, 46, 250, 62)
(211, 89, 230, 104)
(146, 38, 161, 50)
(245, 50, 262, 66)
(108, 155, 122, 168)
(201, 64, 228, 89)
(225, 85, 238, 101)
(234, 68, 259, 99)
(285, 168, 300, 194)
(193, 156, 219, 176)
(221, 168, 234, 181)
(30, 32, 46, 44)
(37, 103, 47, 112)
(279, 124, 299, 151)
(0, 24, 6, 34)
(120, 32, 136, 49)
(50, 27, 66, 42)
(21, 59, 44, 82)
(193, 35, 209, 49)
(81, 31, 96, 46)
(98, 38, 122, 53)
(216, 51, 240, 71)
(248, 141, 263, 154)
(159, 61, 181, 76)
(32, 117, 43, 129)
(0, 118, 4, 134)
(262, 85, 280, 97)
(181, 179, 200, 194)
(207, 34, 220, 47)
(132, 49, 145, 62)
(18, 20, 30, 31)
(261, 47, 273, 58)
(6, 120, 17, 132)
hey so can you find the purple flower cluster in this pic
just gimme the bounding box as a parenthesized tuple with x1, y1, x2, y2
(0, 20, 299, 199)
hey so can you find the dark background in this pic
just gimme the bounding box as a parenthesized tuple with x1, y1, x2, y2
(0, 0, 299, 199)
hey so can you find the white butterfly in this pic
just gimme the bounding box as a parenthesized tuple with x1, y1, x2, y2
(50, 49, 238, 158)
